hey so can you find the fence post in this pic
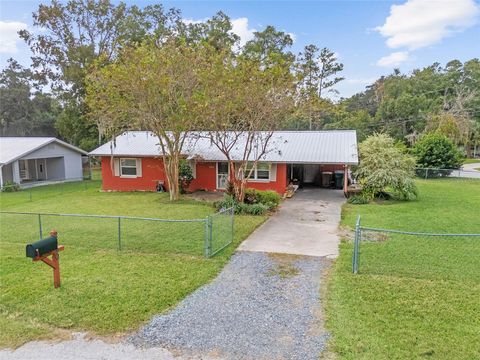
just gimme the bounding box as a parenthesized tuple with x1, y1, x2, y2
(425, 168, 428, 180)
(352, 215, 361, 274)
(204, 216, 212, 258)
(38, 213, 43, 240)
(117, 217, 122, 251)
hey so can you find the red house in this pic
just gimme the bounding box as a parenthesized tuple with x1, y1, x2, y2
(89, 131, 358, 195)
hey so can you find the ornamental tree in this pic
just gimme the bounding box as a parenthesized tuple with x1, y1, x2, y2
(86, 40, 210, 201)
(198, 46, 295, 202)
(355, 133, 418, 201)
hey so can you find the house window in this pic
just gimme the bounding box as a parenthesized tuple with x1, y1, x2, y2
(120, 158, 137, 177)
(244, 162, 270, 181)
(256, 163, 270, 180)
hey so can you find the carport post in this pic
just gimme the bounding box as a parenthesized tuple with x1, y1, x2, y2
(343, 165, 348, 193)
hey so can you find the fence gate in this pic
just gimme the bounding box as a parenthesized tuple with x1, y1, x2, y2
(206, 207, 234, 258)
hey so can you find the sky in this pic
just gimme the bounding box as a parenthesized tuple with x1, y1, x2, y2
(0, 0, 479, 98)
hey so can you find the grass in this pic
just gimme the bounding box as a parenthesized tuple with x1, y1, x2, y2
(463, 158, 480, 164)
(326, 179, 480, 359)
(0, 181, 266, 348)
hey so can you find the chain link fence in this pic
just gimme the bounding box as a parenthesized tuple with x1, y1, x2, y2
(0, 208, 234, 258)
(416, 167, 480, 180)
(352, 216, 480, 281)
(0, 180, 101, 204)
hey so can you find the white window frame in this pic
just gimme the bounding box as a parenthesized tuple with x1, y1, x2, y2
(244, 162, 271, 182)
(120, 158, 138, 178)
(188, 159, 197, 179)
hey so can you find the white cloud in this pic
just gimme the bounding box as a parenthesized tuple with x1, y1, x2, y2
(0, 21, 27, 54)
(286, 32, 296, 43)
(183, 18, 207, 26)
(376, 0, 480, 50)
(377, 51, 410, 67)
(231, 17, 256, 46)
(182, 17, 257, 47)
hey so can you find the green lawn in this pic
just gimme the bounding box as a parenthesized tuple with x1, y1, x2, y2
(326, 179, 480, 359)
(463, 158, 480, 164)
(0, 182, 265, 348)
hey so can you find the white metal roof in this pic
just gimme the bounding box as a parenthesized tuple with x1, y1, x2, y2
(89, 130, 359, 165)
(0, 137, 88, 165)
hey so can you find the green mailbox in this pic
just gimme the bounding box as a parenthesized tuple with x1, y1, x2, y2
(26, 235, 58, 259)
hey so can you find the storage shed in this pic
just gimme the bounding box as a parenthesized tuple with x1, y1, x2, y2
(0, 137, 88, 188)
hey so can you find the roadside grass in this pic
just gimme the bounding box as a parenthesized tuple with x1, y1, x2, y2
(326, 179, 480, 359)
(463, 158, 480, 164)
(0, 182, 265, 348)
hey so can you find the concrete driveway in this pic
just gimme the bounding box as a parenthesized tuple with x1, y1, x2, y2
(239, 188, 345, 258)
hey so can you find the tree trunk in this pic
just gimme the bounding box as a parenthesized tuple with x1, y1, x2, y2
(164, 154, 180, 201)
(229, 161, 246, 203)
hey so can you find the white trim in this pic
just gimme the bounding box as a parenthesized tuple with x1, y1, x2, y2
(44, 158, 48, 180)
(0, 165, 3, 188)
(245, 162, 271, 182)
(188, 159, 196, 179)
(12, 161, 20, 184)
(120, 157, 138, 178)
(216, 161, 229, 190)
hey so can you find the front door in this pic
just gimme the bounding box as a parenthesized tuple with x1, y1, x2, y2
(217, 162, 229, 189)
(37, 159, 46, 181)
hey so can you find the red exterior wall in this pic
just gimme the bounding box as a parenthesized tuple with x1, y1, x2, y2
(101, 157, 167, 191)
(245, 163, 287, 194)
(100, 157, 289, 194)
(188, 162, 217, 192)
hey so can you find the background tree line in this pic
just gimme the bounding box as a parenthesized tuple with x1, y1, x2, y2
(0, 0, 478, 159)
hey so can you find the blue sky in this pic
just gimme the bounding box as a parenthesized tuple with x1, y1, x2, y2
(1, 0, 479, 98)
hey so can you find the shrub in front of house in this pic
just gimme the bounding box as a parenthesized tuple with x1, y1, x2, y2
(244, 188, 281, 210)
(1, 181, 20, 192)
(214, 193, 272, 215)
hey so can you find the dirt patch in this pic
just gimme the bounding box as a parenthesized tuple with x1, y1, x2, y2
(185, 191, 223, 203)
(267, 253, 306, 278)
(338, 225, 354, 242)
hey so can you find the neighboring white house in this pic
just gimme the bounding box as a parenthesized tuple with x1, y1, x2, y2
(0, 137, 88, 188)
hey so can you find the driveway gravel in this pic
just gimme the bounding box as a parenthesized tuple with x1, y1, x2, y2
(131, 251, 330, 360)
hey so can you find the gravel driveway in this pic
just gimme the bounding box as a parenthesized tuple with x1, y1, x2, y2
(131, 251, 330, 360)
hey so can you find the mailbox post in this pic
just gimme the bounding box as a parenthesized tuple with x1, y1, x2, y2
(26, 230, 64, 288)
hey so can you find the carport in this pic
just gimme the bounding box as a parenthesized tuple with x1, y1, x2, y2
(286, 163, 349, 191)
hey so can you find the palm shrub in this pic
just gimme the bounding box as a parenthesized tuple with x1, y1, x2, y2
(355, 133, 418, 201)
